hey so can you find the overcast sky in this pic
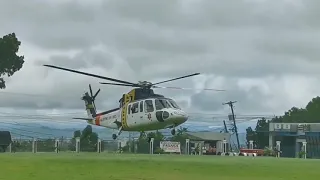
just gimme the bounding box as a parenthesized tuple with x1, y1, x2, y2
(1, 0, 320, 125)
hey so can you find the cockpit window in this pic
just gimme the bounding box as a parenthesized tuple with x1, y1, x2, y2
(155, 99, 172, 110)
(169, 99, 180, 109)
(155, 99, 165, 110)
(164, 100, 172, 108)
(144, 100, 154, 113)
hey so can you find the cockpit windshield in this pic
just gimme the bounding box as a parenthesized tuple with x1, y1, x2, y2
(168, 99, 180, 109)
(155, 99, 172, 110)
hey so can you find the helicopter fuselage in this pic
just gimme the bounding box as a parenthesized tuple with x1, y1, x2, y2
(86, 98, 188, 132)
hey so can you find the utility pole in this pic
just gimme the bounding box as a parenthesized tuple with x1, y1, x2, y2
(223, 120, 228, 133)
(223, 101, 240, 151)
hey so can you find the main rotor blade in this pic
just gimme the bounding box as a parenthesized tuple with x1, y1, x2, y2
(73, 118, 93, 121)
(152, 73, 200, 85)
(89, 84, 93, 97)
(43, 64, 137, 85)
(99, 82, 141, 87)
(152, 85, 226, 91)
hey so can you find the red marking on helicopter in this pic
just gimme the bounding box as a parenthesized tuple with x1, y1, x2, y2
(95, 115, 102, 126)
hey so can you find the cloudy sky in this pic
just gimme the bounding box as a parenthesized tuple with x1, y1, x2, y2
(1, 0, 320, 127)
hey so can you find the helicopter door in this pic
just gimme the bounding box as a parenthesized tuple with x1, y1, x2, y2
(127, 102, 139, 126)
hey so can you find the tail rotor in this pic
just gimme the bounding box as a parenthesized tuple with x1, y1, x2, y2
(82, 84, 101, 118)
(88, 84, 101, 112)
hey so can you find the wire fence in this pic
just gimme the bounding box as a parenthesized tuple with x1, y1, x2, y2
(3, 138, 191, 154)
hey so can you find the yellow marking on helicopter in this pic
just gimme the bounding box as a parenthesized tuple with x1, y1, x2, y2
(121, 89, 135, 129)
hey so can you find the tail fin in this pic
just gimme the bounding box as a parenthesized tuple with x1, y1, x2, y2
(82, 92, 97, 118)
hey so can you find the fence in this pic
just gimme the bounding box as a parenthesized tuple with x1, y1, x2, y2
(3, 138, 195, 154)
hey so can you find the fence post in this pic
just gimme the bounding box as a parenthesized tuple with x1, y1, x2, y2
(8, 142, 12, 153)
(185, 139, 190, 155)
(97, 139, 101, 153)
(249, 140, 254, 149)
(302, 141, 307, 159)
(75, 137, 80, 153)
(32, 138, 37, 153)
(276, 141, 281, 157)
(149, 138, 154, 154)
(55, 139, 60, 153)
(222, 139, 227, 155)
(118, 141, 122, 153)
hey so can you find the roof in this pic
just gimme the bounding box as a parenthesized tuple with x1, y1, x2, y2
(185, 132, 230, 141)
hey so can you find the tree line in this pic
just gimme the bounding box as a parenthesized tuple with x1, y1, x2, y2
(246, 96, 320, 149)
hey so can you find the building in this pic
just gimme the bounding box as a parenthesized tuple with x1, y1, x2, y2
(185, 132, 231, 154)
(269, 123, 320, 158)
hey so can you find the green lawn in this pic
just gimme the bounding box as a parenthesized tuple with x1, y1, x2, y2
(0, 153, 319, 180)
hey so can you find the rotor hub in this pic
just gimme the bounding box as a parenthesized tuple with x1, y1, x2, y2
(137, 81, 153, 87)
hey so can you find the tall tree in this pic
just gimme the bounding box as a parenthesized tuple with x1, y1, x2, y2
(0, 33, 25, 89)
(69, 125, 99, 152)
(73, 130, 81, 138)
(245, 127, 255, 148)
(254, 118, 269, 149)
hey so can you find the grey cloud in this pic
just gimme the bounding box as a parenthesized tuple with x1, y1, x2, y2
(34, 48, 115, 69)
(2, 0, 320, 78)
(256, 30, 320, 62)
(190, 80, 268, 114)
(1, 0, 320, 115)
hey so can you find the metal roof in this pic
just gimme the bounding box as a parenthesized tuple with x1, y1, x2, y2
(185, 132, 230, 141)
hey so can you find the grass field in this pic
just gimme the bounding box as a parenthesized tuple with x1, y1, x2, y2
(1, 153, 320, 180)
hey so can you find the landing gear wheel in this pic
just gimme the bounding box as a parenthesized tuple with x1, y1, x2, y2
(112, 134, 117, 140)
(171, 129, 176, 135)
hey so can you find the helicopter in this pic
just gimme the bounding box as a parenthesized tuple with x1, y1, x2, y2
(43, 64, 225, 140)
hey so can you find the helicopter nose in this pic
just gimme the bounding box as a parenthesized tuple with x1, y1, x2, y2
(170, 110, 188, 123)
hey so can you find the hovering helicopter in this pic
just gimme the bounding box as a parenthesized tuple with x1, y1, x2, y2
(43, 65, 225, 140)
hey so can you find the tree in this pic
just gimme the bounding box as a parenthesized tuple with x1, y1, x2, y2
(254, 118, 269, 149)
(136, 131, 166, 154)
(170, 126, 188, 142)
(245, 127, 255, 148)
(69, 125, 99, 152)
(73, 130, 81, 138)
(0, 33, 25, 89)
(245, 118, 269, 149)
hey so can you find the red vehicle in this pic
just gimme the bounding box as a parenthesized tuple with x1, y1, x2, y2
(240, 148, 264, 156)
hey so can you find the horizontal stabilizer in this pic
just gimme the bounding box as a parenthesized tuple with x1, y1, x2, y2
(72, 118, 93, 121)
